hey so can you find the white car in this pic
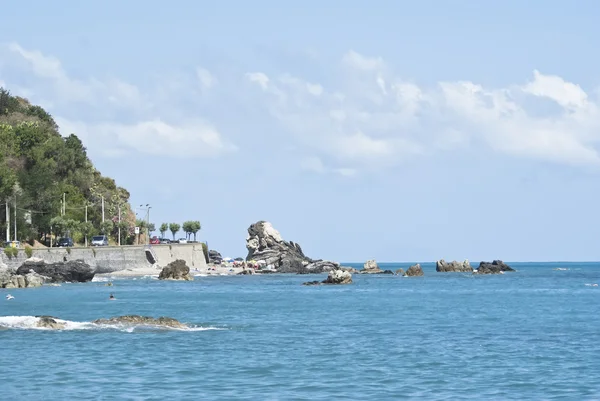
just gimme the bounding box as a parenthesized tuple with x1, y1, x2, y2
(178, 238, 188, 244)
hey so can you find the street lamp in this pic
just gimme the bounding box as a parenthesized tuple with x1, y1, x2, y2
(139, 204, 151, 245)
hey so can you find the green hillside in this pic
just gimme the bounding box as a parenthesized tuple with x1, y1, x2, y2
(0, 87, 137, 246)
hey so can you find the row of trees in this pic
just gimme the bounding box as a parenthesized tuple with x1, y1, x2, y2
(158, 221, 202, 241)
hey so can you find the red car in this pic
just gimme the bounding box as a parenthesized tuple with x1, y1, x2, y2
(149, 236, 160, 244)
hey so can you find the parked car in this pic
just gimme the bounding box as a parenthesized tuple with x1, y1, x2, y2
(91, 235, 108, 246)
(178, 238, 188, 244)
(150, 236, 160, 244)
(4, 241, 21, 248)
(56, 237, 74, 247)
(159, 238, 171, 244)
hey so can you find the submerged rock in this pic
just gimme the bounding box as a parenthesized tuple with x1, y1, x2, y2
(16, 259, 94, 283)
(475, 260, 515, 274)
(403, 264, 424, 277)
(436, 259, 473, 273)
(36, 316, 66, 330)
(158, 259, 193, 281)
(92, 315, 186, 329)
(245, 221, 341, 273)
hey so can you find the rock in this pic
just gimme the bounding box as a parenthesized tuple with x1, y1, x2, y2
(245, 221, 340, 273)
(436, 259, 473, 272)
(322, 269, 353, 284)
(37, 316, 66, 330)
(403, 264, 424, 277)
(92, 315, 186, 329)
(158, 260, 193, 281)
(303, 269, 353, 285)
(475, 260, 515, 274)
(360, 259, 391, 274)
(395, 268, 405, 275)
(208, 250, 222, 264)
(16, 259, 94, 283)
(237, 269, 254, 275)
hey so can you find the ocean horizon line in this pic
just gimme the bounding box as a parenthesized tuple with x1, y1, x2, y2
(340, 260, 600, 265)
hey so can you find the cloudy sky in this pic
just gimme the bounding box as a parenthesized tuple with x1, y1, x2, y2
(1, 0, 600, 262)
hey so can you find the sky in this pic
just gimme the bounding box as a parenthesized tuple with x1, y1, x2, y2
(1, 0, 600, 262)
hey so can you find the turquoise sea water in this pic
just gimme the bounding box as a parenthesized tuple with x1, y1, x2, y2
(1, 262, 599, 400)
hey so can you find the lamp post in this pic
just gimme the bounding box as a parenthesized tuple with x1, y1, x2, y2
(139, 204, 151, 245)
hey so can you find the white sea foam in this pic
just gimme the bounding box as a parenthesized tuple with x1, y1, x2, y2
(92, 276, 109, 282)
(0, 316, 225, 332)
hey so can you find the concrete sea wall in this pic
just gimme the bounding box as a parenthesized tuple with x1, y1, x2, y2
(0, 244, 208, 273)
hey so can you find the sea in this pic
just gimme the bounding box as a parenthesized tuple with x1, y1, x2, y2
(0, 261, 599, 400)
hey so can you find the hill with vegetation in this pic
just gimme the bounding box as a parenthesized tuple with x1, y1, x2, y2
(0, 87, 138, 246)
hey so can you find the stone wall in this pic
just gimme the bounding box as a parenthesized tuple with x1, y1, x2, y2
(0, 244, 208, 273)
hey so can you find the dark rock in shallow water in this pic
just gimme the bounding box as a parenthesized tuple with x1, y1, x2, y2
(158, 259, 193, 281)
(476, 260, 515, 274)
(36, 316, 65, 330)
(245, 221, 340, 273)
(16, 259, 94, 283)
(92, 315, 186, 328)
(303, 269, 353, 285)
(403, 264, 424, 277)
(436, 259, 473, 272)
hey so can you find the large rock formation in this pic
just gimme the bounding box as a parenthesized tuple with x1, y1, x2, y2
(16, 258, 94, 283)
(208, 250, 222, 264)
(475, 260, 515, 274)
(436, 259, 473, 273)
(246, 221, 341, 273)
(158, 259, 193, 281)
(404, 264, 424, 277)
(303, 269, 353, 285)
(93, 315, 186, 329)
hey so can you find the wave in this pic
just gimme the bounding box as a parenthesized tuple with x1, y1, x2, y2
(0, 316, 225, 332)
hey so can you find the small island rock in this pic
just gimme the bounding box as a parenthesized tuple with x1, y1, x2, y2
(158, 260, 193, 281)
(403, 264, 424, 277)
(475, 260, 515, 274)
(436, 259, 473, 272)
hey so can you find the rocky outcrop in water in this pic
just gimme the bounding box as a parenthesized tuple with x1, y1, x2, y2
(246, 221, 341, 273)
(303, 269, 353, 286)
(395, 268, 405, 275)
(158, 259, 193, 281)
(92, 315, 186, 329)
(16, 258, 94, 283)
(359, 259, 393, 274)
(436, 259, 473, 272)
(37, 316, 66, 329)
(403, 264, 424, 277)
(475, 260, 515, 274)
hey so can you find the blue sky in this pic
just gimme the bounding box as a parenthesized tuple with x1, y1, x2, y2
(2, 0, 600, 262)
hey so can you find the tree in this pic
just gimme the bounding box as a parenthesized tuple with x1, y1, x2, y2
(190, 220, 201, 241)
(148, 222, 156, 237)
(64, 219, 80, 238)
(159, 223, 168, 238)
(182, 221, 193, 240)
(50, 216, 67, 237)
(169, 223, 180, 240)
(100, 220, 114, 235)
(80, 221, 95, 244)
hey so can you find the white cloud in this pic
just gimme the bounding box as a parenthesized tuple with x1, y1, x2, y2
(3, 43, 235, 159)
(246, 50, 600, 170)
(196, 68, 217, 89)
(245, 72, 269, 90)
